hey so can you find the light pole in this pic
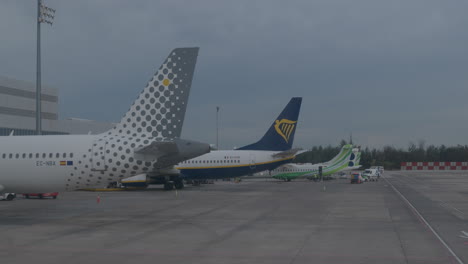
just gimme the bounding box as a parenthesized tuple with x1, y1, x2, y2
(216, 106, 220, 149)
(36, 0, 55, 135)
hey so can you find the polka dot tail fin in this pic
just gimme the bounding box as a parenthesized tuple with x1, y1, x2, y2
(110, 48, 199, 139)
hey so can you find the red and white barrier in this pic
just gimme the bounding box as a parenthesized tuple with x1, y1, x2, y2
(401, 162, 468, 170)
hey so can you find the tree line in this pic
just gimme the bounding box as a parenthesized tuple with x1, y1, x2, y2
(294, 140, 468, 170)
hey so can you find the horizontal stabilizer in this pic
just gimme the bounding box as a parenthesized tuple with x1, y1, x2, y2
(134, 138, 210, 167)
(134, 141, 179, 160)
(272, 148, 303, 158)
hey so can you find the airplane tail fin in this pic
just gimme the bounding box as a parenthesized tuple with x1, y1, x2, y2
(349, 147, 361, 168)
(237, 97, 302, 151)
(326, 144, 353, 165)
(108, 48, 199, 138)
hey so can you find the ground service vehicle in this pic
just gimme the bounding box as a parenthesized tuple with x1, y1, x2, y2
(371, 166, 384, 176)
(0, 193, 16, 201)
(350, 173, 363, 184)
(362, 169, 379, 181)
(23, 192, 59, 199)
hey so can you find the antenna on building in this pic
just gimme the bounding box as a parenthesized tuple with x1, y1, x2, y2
(349, 132, 353, 145)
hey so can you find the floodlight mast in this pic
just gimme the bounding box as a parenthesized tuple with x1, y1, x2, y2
(216, 106, 220, 149)
(36, 0, 55, 135)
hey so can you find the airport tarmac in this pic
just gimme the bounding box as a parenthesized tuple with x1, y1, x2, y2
(0, 171, 467, 264)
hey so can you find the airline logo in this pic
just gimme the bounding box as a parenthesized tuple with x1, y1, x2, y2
(274, 119, 297, 143)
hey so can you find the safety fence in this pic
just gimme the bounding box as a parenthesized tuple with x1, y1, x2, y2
(401, 162, 468, 170)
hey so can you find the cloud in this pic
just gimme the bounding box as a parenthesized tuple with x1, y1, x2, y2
(1, 0, 468, 148)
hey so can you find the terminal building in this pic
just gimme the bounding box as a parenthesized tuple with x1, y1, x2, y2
(0, 76, 114, 136)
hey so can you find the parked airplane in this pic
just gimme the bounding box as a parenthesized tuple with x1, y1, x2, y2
(176, 98, 302, 178)
(121, 97, 303, 189)
(271, 145, 360, 181)
(0, 48, 210, 197)
(307, 144, 362, 170)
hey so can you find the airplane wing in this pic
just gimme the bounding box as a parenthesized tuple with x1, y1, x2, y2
(271, 148, 303, 158)
(295, 149, 309, 156)
(283, 164, 296, 169)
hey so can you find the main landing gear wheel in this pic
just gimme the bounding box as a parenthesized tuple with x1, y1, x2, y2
(174, 179, 184, 189)
(164, 182, 174, 191)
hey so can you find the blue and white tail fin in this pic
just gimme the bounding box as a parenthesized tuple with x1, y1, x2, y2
(108, 48, 199, 139)
(237, 97, 302, 151)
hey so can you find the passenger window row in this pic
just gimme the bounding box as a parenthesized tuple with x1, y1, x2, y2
(1, 153, 74, 159)
(276, 169, 310, 172)
(182, 159, 240, 164)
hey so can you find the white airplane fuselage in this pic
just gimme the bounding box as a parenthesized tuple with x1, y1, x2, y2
(0, 135, 93, 193)
(0, 133, 208, 193)
(176, 150, 294, 179)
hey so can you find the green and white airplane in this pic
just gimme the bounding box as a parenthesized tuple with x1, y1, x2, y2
(271, 144, 361, 181)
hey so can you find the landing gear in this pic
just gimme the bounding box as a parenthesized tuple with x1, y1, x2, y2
(192, 180, 200, 186)
(164, 182, 174, 191)
(174, 179, 184, 189)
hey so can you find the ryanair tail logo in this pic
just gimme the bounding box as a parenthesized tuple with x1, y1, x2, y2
(274, 119, 297, 143)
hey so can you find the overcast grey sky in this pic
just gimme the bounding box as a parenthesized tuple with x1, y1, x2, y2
(1, 0, 468, 149)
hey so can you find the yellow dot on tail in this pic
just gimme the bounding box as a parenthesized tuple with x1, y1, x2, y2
(163, 79, 170, 86)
